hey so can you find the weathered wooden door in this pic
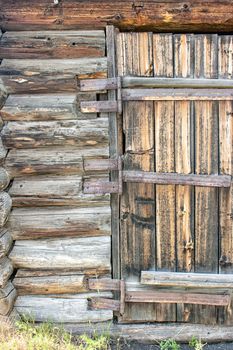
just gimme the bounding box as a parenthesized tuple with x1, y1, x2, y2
(116, 32, 233, 324)
(81, 29, 233, 325)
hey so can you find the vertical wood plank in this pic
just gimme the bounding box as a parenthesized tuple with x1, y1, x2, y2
(154, 33, 176, 322)
(106, 26, 121, 281)
(218, 35, 233, 325)
(194, 34, 219, 324)
(118, 32, 156, 322)
(174, 34, 195, 323)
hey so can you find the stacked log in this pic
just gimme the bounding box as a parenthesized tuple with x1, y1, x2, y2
(0, 32, 16, 319)
(0, 30, 112, 323)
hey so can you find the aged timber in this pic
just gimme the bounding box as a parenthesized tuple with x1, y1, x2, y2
(0, 1, 233, 32)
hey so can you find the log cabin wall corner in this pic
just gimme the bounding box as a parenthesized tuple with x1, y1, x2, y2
(0, 0, 233, 336)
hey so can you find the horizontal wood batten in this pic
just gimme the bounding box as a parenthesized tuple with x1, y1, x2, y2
(1, 1, 233, 32)
(81, 77, 233, 91)
(90, 292, 230, 309)
(123, 171, 231, 188)
(122, 88, 233, 101)
(0, 31, 105, 59)
(141, 271, 233, 289)
(7, 206, 111, 239)
(125, 291, 230, 306)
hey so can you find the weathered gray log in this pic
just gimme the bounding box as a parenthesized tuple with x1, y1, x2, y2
(0, 192, 12, 227)
(81, 76, 233, 91)
(0, 308, 20, 323)
(0, 229, 13, 258)
(0, 79, 7, 110)
(0, 282, 17, 316)
(0, 93, 98, 121)
(9, 236, 111, 271)
(0, 257, 14, 288)
(14, 274, 88, 295)
(5, 146, 109, 177)
(9, 175, 109, 207)
(69, 323, 233, 343)
(15, 294, 113, 323)
(1, 1, 233, 33)
(0, 139, 7, 162)
(123, 171, 231, 188)
(2, 118, 109, 149)
(7, 206, 111, 239)
(81, 100, 118, 113)
(0, 168, 10, 191)
(0, 58, 107, 93)
(141, 271, 233, 289)
(122, 88, 233, 101)
(0, 31, 105, 59)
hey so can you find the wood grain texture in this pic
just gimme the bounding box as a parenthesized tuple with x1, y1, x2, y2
(0, 31, 105, 59)
(0, 229, 13, 258)
(7, 206, 111, 240)
(0, 283, 17, 316)
(1, 1, 233, 32)
(174, 33, 195, 323)
(154, 33, 176, 322)
(9, 236, 111, 271)
(0, 58, 107, 93)
(9, 175, 109, 207)
(0, 257, 14, 288)
(2, 118, 109, 149)
(14, 274, 88, 295)
(118, 32, 156, 322)
(141, 271, 233, 289)
(15, 294, 113, 323)
(194, 34, 219, 325)
(218, 35, 233, 325)
(5, 146, 109, 178)
(0, 94, 84, 121)
(0, 192, 12, 227)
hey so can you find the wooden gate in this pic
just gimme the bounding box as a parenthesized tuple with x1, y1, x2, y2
(80, 28, 233, 325)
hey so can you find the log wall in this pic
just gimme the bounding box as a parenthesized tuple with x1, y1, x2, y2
(0, 29, 113, 324)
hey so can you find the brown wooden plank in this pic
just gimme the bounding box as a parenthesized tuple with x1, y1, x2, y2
(106, 26, 122, 282)
(174, 33, 195, 323)
(123, 171, 230, 187)
(81, 100, 118, 113)
(194, 34, 219, 324)
(122, 88, 233, 101)
(118, 32, 156, 322)
(125, 291, 230, 307)
(0, 58, 107, 94)
(7, 206, 111, 240)
(218, 35, 233, 325)
(154, 33, 176, 322)
(1, 1, 233, 32)
(0, 31, 105, 59)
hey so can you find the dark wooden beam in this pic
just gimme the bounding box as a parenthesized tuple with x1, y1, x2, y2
(0, 1, 233, 32)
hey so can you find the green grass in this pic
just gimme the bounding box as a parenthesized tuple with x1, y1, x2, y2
(0, 317, 111, 350)
(0, 317, 207, 350)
